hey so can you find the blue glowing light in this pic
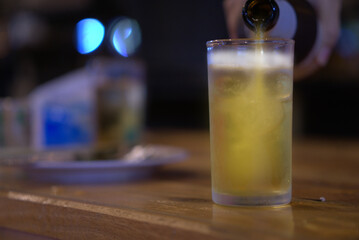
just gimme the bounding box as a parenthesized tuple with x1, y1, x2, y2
(338, 23, 359, 58)
(111, 18, 142, 57)
(76, 18, 105, 54)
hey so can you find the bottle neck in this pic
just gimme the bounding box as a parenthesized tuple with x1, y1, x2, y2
(242, 0, 280, 33)
(242, 0, 317, 65)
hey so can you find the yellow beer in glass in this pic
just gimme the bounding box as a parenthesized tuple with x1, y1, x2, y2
(207, 39, 294, 206)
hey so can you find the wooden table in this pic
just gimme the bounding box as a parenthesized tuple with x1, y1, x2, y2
(0, 131, 358, 239)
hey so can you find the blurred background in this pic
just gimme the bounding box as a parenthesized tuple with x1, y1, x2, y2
(0, 0, 358, 140)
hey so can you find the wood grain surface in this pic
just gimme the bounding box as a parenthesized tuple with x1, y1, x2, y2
(0, 131, 358, 240)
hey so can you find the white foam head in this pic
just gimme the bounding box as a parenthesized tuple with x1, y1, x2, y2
(208, 50, 293, 69)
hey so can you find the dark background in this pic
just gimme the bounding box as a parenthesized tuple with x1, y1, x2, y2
(0, 0, 358, 138)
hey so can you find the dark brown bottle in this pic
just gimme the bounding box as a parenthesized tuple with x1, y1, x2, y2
(242, 0, 280, 33)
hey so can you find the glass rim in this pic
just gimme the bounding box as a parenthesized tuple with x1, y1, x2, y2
(206, 38, 295, 47)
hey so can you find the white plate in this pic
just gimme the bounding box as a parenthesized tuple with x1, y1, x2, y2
(2, 145, 187, 184)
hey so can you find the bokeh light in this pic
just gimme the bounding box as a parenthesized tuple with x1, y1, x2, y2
(110, 18, 142, 57)
(337, 21, 359, 58)
(76, 18, 105, 54)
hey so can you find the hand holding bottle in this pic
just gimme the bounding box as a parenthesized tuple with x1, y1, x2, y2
(223, 0, 342, 79)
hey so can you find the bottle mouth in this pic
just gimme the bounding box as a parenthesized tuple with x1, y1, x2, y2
(242, 0, 280, 32)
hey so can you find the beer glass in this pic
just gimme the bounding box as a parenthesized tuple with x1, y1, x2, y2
(207, 39, 294, 206)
